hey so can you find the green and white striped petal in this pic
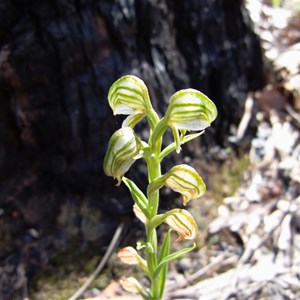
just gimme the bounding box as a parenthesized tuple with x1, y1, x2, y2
(147, 164, 206, 205)
(164, 209, 198, 241)
(165, 89, 217, 152)
(166, 88, 217, 130)
(165, 164, 206, 205)
(108, 75, 151, 128)
(103, 127, 141, 185)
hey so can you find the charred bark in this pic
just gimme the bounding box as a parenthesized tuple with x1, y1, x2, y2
(0, 0, 264, 294)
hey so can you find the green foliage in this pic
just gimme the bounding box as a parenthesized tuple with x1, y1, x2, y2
(271, 0, 300, 11)
(104, 75, 217, 299)
(272, 0, 282, 7)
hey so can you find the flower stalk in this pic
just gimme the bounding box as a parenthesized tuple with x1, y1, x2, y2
(103, 75, 217, 299)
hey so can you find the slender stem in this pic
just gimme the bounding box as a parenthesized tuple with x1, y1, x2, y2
(145, 123, 163, 299)
(146, 107, 160, 131)
(149, 118, 167, 156)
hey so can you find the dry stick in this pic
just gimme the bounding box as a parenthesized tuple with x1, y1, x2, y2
(23, 278, 29, 300)
(166, 251, 236, 293)
(187, 252, 236, 284)
(228, 95, 254, 143)
(286, 103, 300, 125)
(165, 252, 238, 300)
(68, 223, 124, 300)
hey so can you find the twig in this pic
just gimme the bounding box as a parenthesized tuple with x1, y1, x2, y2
(165, 252, 237, 294)
(22, 277, 29, 300)
(285, 103, 300, 126)
(68, 223, 124, 300)
(17, 263, 29, 300)
(228, 95, 254, 143)
(187, 252, 236, 284)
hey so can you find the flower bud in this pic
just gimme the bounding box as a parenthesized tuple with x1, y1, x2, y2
(133, 204, 147, 224)
(148, 164, 206, 205)
(108, 75, 151, 128)
(164, 209, 198, 241)
(120, 277, 143, 294)
(118, 246, 147, 270)
(103, 127, 141, 185)
(165, 89, 217, 152)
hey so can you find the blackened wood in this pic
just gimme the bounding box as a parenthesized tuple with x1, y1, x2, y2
(0, 0, 264, 264)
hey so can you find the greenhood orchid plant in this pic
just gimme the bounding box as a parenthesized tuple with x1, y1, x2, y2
(104, 75, 217, 300)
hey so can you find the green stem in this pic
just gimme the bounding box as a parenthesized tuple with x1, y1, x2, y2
(146, 107, 160, 131)
(149, 118, 167, 156)
(146, 135, 162, 299)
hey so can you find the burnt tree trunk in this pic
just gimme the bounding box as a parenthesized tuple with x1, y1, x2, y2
(0, 0, 264, 290)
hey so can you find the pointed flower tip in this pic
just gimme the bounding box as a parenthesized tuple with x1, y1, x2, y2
(103, 127, 141, 182)
(115, 177, 122, 186)
(164, 209, 198, 241)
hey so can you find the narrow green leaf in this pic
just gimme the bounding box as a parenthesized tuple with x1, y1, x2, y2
(122, 177, 150, 219)
(158, 230, 171, 298)
(153, 243, 196, 278)
(158, 229, 171, 263)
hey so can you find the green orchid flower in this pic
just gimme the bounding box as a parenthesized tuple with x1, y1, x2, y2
(103, 127, 142, 185)
(151, 208, 198, 241)
(147, 164, 206, 206)
(104, 75, 217, 300)
(151, 89, 217, 153)
(165, 88, 217, 152)
(108, 75, 159, 128)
